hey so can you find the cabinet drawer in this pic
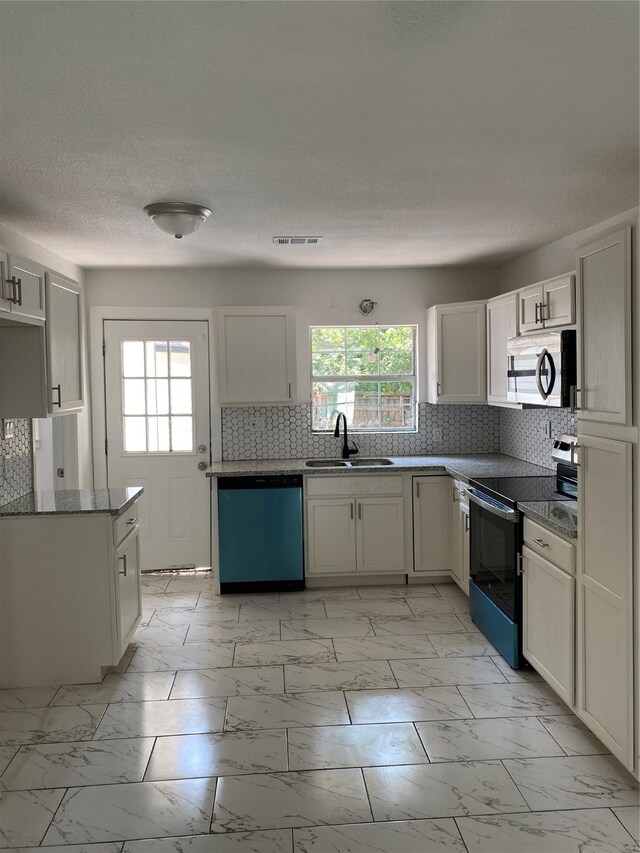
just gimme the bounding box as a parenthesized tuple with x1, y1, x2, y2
(114, 501, 140, 547)
(524, 517, 574, 575)
(306, 475, 404, 497)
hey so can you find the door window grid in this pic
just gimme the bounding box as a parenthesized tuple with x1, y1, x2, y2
(121, 340, 194, 453)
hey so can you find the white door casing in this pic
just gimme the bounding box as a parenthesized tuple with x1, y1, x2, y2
(104, 319, 211, 570)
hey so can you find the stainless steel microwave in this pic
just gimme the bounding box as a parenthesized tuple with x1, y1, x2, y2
(506, 330, 577, 407)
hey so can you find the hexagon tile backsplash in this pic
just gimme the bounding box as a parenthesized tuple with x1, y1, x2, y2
(221, 403, 576, 468)
(0, 418, 33, 506)
(221, 403, 501, 461)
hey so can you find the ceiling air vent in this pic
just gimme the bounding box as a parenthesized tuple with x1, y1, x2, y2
(273, 236, 324, 246)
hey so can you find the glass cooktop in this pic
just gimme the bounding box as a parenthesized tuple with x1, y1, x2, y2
(469, 476, 573, 508)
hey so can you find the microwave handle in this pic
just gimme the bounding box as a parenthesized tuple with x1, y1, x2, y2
(535, 348, 556, 401)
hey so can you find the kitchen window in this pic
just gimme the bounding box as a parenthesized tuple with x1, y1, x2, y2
(310, 325, 417, 432)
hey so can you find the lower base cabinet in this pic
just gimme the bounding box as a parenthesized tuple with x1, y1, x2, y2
(0, 502, 142, 687)
(306, 476, 407, 576)
(522, 545, 575, 706)
(413, 475, 452, 576)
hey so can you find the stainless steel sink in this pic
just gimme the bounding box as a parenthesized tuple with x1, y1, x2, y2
(305, 458, 393, 468)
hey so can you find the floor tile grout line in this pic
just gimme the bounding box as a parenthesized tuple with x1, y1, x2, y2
(35, 783, 69, 846)
(535, 715, 572, 757)
(498, 757, 533, 813)
(452, 815, 473, 853)
(609, 805, 640, 846)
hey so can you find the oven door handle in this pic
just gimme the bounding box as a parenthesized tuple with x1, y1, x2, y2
(463, 487, 518, 522)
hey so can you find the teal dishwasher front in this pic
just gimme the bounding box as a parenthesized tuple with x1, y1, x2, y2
(218, 475, 304, 593)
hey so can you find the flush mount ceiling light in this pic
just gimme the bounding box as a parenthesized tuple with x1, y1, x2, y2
(143, 202, 212, 239)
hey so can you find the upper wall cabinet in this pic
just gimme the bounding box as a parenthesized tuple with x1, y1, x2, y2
(576, 227, 632, 427)
(487, 291, 519, 406)
(217, 306, 296, 404)
(46, 273, 84, 413)
(519, 273, 575, 332)
(427, 301, 486, 404)
(6, 255, 46, 322)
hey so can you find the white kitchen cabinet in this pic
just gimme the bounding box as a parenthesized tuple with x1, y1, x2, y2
(519, 273, 575, 333)
(522, 544, 575, 707)
(576, 434, 634, 770)
(0, 321, 48, 417)
(217, 306, 296, 404)
(449, 479, 470, 594)
(305, 475, 407, 576)
(46, 272, 84, 413)
(486, 291, 519, 405)
(306, 498, 357, 575)
(6, 254, 46, 322)
(426, 301, 486, 403)
(0, 495, 142, 687)
(0, 250, 11, 314)
(576, 227, 632, 426)
(413, 475, 452, 575)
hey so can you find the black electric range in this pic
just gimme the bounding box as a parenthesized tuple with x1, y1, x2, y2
(465, 462, 577, 669)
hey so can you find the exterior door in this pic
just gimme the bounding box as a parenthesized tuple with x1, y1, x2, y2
(104, 320, 211, 570)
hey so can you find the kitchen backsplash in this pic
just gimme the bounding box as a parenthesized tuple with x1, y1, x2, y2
(499, 407, 577, 469)
(222, 403, 500, 460)
(0, 418, 33, 506)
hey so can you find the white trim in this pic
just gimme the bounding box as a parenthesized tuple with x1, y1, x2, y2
(89, 306, 221, 488)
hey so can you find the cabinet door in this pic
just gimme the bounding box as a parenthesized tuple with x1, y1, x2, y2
(519, 283, 543, 332)
(523, 546, 575, 706)
(0, 251, 11, 314)
(217, 307, 295, 403)
(542, 273, 575, 328)
(356, 497, 405, 573)
(576, 435, 633, 769)
(306, 498, 357, 575)
(577, 227, 631, 426)
(413, 476, 451, 574)
(460, 504, 470, 595)
(487, 292, 519, 404)
(431, 302, 486, 403)
(115, 527, 142, 654)
(7, 255, 46, 322)
(449, 482, 463, 583)
(46, 274, 83, 412)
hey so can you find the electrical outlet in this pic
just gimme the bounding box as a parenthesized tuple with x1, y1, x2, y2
(4, 420, 15, 440)
(4, 455, 13, 480)
(248, 417, 265, 432)
(432, 427, 443, 443)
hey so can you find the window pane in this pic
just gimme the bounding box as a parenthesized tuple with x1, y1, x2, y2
(170, 341, 191, 377)
(124, 416, 146, 451)
(346, 328, 378, 352)
(312, 352, 346, 376)
(123, 379, 146, 415)
(147, 379, 169, 415)
(147, 416, 170, 452)
(171, 379, 192, 414)
(312, 380, 416, 431)
(171, 416, 193, 451)
(312, 328, 345, 351)
(146, 341, 169, 377)
(122, 341, 145, 377)
(380, 326, 414, 351)
(346, 351, 378, 375)
(379, 350, 413, 375)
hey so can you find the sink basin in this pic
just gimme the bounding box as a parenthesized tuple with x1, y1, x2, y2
(349, 458, 394, 467)
(305, 459, 349, 468)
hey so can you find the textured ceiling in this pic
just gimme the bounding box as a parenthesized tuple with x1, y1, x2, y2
(0, 1, 638, 268)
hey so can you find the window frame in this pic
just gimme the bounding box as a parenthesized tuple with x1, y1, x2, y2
(309, 324, 419, 434)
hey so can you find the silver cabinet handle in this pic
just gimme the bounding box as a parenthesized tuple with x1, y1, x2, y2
(569, 386, 581, 414)
(52, 384, 62, 407)
(570, 443, 580, 469)
(416, 482, 420, 499)
(126, 517, 137, 525)
(288, 381, 292, 399)
(7, 276, 21, 304)
(118, 554, 127, 577)
(464, 514, 470, 533)
(540, 302, 548, 322)
(452, 484, 458, 503)
(357, 502, 362, 520)
(436, 381, 442, 397)
(534, 302, 540, 323)
(532, 538, 548, 548)
(350, 501, 354, 520)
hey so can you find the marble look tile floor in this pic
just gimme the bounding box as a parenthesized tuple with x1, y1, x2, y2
(0, 576, 638, 852)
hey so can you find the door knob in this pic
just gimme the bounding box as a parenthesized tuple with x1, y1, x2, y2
(198, 444, 208, 454)
(197, 461, 208, 471)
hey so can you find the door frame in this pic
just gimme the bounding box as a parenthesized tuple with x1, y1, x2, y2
(89, 306, 221, 489)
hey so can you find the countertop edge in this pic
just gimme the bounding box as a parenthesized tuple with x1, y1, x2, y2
(0, 487, 145, 518)
(520, 501, 578, 541)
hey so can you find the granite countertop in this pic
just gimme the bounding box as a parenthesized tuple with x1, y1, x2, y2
(520, 499, 578, 541)
(207, 454, 554, 483)
(0, 487, 144, 518)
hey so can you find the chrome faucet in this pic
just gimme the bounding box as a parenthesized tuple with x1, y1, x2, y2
(334, 413, 359, 460)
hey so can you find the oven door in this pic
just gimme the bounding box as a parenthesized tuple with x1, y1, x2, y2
(465, 487, 520, 620)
